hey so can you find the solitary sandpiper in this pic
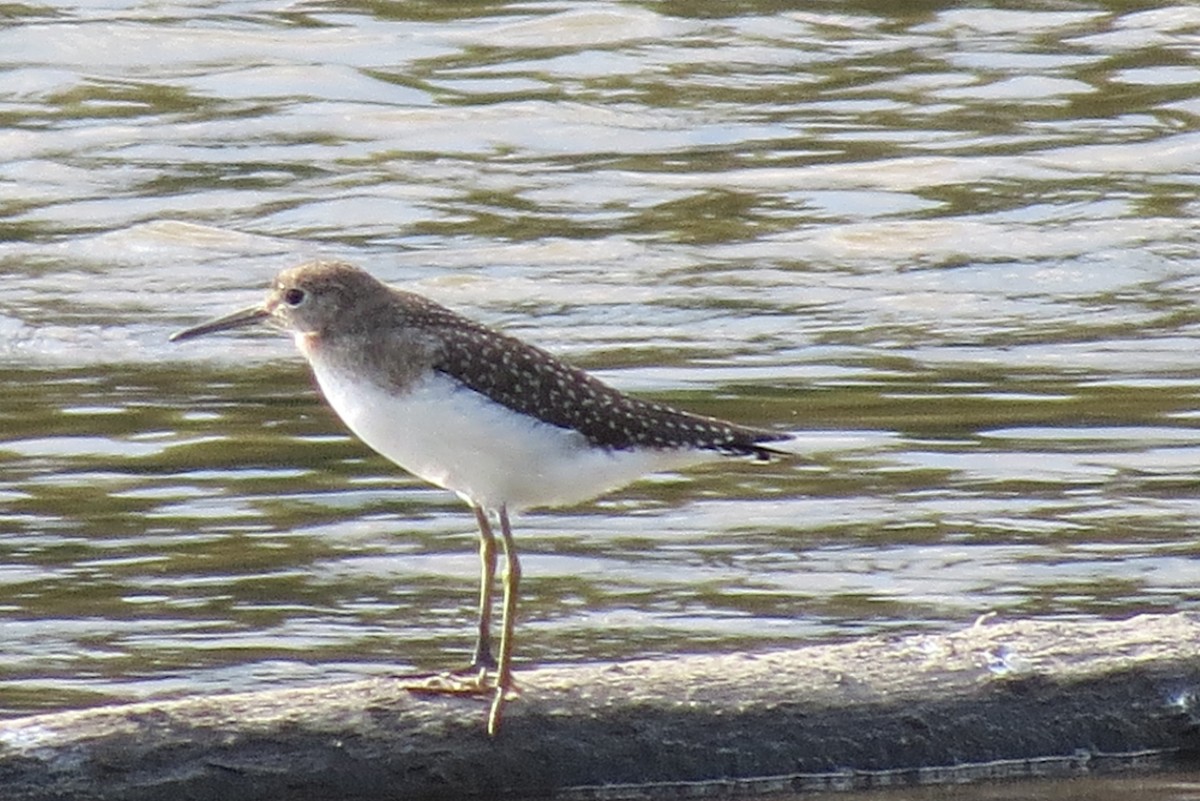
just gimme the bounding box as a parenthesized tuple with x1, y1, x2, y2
(171, 260, 791, 735)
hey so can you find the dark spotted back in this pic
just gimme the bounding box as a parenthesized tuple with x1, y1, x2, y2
(425, 312, 787, 458)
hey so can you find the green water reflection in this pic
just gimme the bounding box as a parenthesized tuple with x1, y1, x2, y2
(0, 1, 1198, 738)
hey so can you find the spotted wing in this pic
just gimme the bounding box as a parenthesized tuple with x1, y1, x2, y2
(430, 320, 787, 458)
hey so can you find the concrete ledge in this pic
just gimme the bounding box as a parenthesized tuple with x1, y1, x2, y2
(2, 613, 1199, 800)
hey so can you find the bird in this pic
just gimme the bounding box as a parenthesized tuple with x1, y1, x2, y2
(170, 260, 791, 735)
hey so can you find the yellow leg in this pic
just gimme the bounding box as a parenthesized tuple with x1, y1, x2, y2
(470, 505, 498, 671)
(487, 505, 521, 736)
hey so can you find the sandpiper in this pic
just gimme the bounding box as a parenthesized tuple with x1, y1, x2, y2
(171, 260, 790, 735)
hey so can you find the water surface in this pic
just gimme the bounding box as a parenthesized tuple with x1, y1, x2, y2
(1, 2, 1199, 767)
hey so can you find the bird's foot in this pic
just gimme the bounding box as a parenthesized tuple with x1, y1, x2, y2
(401, 669, 520, 701)
(449, 659, 494, 682)
(390, 648, 509, 698)
(402, 670, 494, 697)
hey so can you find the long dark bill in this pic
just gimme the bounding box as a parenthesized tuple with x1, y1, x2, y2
(169, 305, 271, 342)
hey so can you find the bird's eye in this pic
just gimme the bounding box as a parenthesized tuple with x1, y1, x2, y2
(283, 288, 306, 307)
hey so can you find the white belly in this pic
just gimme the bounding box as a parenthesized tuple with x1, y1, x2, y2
(305, 356, 712, 511)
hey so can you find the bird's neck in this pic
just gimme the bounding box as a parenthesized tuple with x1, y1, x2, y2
(293, 331, 322, 361)
(294, 325, 440, 398)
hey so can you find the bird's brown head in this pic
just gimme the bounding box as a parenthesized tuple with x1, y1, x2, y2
(170, 261, 386, 343)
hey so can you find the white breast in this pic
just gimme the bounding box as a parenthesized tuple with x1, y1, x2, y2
(304, 353, 712, 512)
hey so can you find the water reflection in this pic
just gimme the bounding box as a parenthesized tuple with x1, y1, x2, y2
(0, 2, 1198, 748)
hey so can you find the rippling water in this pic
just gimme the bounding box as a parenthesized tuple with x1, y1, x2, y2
(1, 0, 1199, 759)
